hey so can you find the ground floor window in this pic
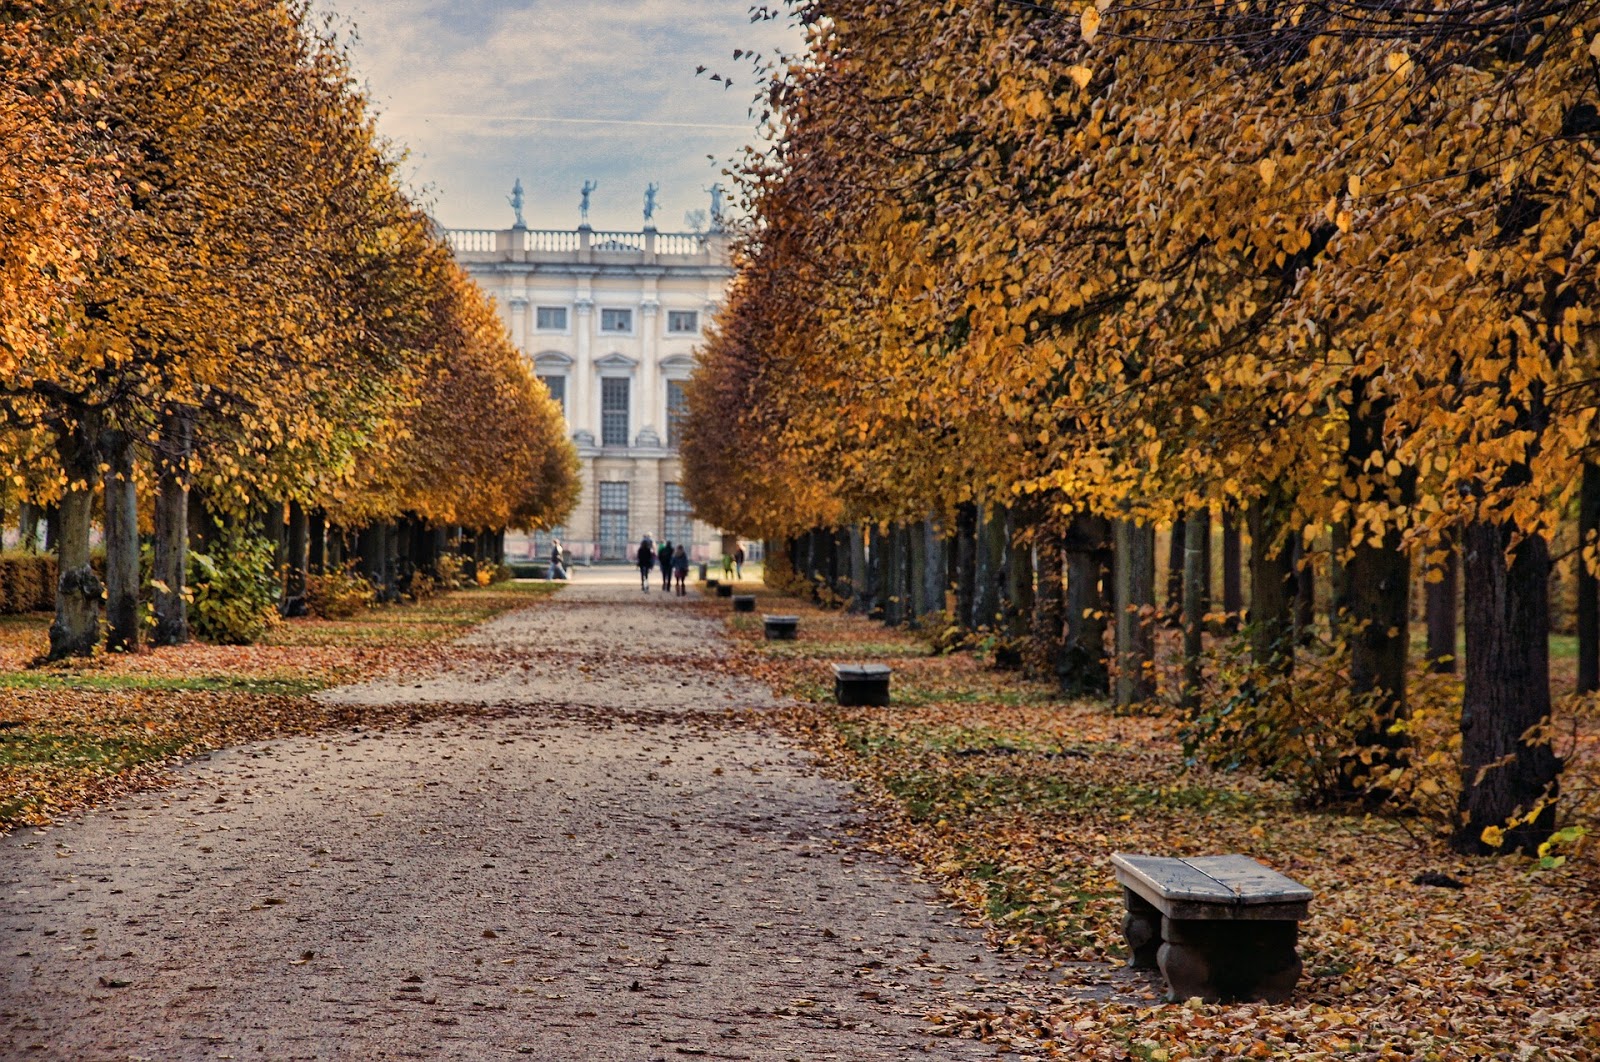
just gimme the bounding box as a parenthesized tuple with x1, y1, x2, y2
(663, 484, 693, 549)
(598, 482, 630, 561)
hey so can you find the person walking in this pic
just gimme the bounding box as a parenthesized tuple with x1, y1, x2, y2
(658, 539, 674, 591)
(637, 535, 656, 592)
(673, 545, 689, 596)
(722, 551, 734, 579)
(549, 538, 566, 582)
(733, 544, 745, 581)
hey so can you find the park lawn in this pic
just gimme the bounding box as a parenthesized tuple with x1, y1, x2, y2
(0, 581, 558, 831)
(712, 584, 1600, 1060)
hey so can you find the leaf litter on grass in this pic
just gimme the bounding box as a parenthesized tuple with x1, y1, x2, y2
(0, 584, 560, 831)
(701, 584, 1600, 1059)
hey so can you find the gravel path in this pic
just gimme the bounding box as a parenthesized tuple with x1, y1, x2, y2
(0, 572, 1053, 1060)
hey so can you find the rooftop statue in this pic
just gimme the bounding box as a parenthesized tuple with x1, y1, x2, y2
(508, 178, 525, 229)
(580, 180, 598, 224)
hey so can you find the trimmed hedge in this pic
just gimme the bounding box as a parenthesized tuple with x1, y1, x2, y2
(0, 552, 58, 614)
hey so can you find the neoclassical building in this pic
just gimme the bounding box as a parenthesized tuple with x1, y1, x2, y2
(446, 220, 734, 563)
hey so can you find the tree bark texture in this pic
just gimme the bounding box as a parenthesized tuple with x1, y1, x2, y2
(1455, 520, 1560, 855)
(1221, 510, 1243, 631)
(848, 525, 869, 613)
(1181, 511, 1208, 713)
(1246, 500, 1295, 677)
(1579, 464, 1600, 693)
(954, 503, 977, 630)
(1061, 514, 1111, 696)
(152, 411, 192, 646)
(18, 503, 40, 553)
(285, 501, 309, 613)
(1113, 518, 1157, 708)
(1033, 520, 1066, 656)
(101, 430, 139, 653)
(923, 519, 946, 620)
(48, 414, 103, 660)
(1341, 526, 1413, 796)
(1165, 518, 1186, 625)
(308, 509, 327, 576)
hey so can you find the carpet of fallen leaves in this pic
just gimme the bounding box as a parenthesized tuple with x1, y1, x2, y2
(0, 584, 558, 830)
(701, 582, 1600, 1060)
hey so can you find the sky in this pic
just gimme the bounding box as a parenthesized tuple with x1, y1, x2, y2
(318, 0, 802, 233)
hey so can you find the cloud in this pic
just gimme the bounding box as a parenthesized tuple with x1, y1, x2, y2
(319, 0, 799, 230)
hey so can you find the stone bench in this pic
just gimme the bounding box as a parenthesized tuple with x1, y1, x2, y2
(732, 594, 756, 613)
(832, 664, 890, 707)
(716, 584, 733, 598)
(763, 615, 799, 640)
(1112, 852, 1313, 1003)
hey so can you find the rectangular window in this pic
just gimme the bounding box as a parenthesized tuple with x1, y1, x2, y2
(601, 377, 630, 447)
(666, 380, 688, 449)
(666, 310, 699, 334)
(535, 306, 567, 331)
(600, 308, 633, 333)
(664, 484, 693, 550)
(598, 483, 630, 561)
(538, 375, 566, 417)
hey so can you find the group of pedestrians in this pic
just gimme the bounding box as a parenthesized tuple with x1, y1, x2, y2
(636, 534, 689, 595)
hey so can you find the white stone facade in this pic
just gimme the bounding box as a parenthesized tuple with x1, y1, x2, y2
(447, 225, 733, 564)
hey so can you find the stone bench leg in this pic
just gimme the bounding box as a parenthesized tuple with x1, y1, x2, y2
(1120, 888, 1162, 970)
(1157, 917, 1302, 1003)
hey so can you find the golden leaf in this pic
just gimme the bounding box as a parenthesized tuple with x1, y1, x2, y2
(1067, 65, 1093, 90)
(1080, 5, 1101, 43)
(1258, 158, 1277, 188)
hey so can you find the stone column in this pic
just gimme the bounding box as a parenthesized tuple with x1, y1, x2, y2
(572, 295, 594, 441)
(507, 297, 528, 352)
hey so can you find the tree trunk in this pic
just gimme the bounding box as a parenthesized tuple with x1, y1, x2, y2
(1165, 517, 1186, 626)
(865, 526, 883, 621)
(955, 502, 977, 631)
(1578, 464, 1600, 693)
(1426, 536, 1459, 676)
(1005, 509, 1033, 642)
(152, 410, 192, 646)
(1061, 514, 1111, 696)
(1221, 509, 1243, 631)
(284, 501, 309, 615)
(971, 504, 997, 629)
(1246, 499, 1295, 677)
(879, 524, 900, 626)
(18, 502, 40, 553)
(1034, 519, 1066, 669)
(923, 519, 945, 620)
(48, 413, 103, 660)
(1455, 520, 1560, 855)
(43, 504, 58, 553)
(1113, 518, 1157, 708)
(907, 519, 927, 619)
(308, 509, 327, 576)
(848, 525, 869, 613)
(1294, 535, 1316, 641)
(1181, 510, 1208, 712)
(1341, 525, 1412, 796)
(101, 429, 139, 653)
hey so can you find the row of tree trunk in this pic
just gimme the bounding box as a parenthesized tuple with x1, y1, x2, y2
(14, 408, 511, 659)
(770, 491, 1564, 855)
